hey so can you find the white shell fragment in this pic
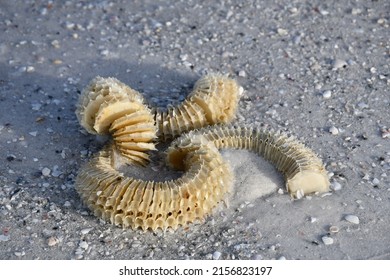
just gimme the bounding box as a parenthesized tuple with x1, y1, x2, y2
(212, 251, 222, 260)
(329, 225, 339, 233)
(331, 181, 342, 191)
(322, 90, 332, 99)
(47, 236, 59, 247)
(322, 236, 334, 245)
(332, 59, 348, 70)
(329, 126, 339, 135)
(75, 74, 330, 231)
(344, 214, 360, 224)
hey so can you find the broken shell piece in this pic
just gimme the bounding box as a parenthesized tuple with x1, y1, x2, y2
(322, 236, 334, 245)
(332, 59, 348, 70)
(344, 214, 360, 224)
(329, 225, 339, 233)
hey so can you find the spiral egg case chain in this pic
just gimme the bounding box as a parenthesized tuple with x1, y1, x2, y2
(75, 74, 330, 231)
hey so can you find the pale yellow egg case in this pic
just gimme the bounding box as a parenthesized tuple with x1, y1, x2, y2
(75, 74, 329, 231)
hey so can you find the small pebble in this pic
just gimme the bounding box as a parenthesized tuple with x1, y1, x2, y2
(51, 40, 60, 48)
(310, 217, 317, 223)
(179, 54, 188, 61)
(331, 181, 342, 191)
(212, 251, 221, 260)
(322, 90, 332, 99)
(329, 126, 339, 135)
(351, 8, 362, 15)
(51, 167, 62, 177)
(79, 241, 89, 250)
(277, 28, 288, 35)
(322, 236, 334, 245)
(238, 70, 246, 77)
(80, 228, 93, 235)
(0, 234, 10, 242)
(372, 178, 380, 185)
(53, 59, 63, 65)
(14, 251, 25, 257)
(345, 214, 360, 224)
(100, 49, 109, 56)
(41, 167, 51, 177)
(381, 128, 390, 139)
(26, 66, 35, 73)
(47, 236, 59, 247)
(332, 59, 348, 70)
(252, 254, 263, 260)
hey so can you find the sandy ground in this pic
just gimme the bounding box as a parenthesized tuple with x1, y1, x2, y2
(0, 0, 389, 260)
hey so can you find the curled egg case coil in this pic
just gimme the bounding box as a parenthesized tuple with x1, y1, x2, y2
(75, 142, 233, 231)
(75, 74, 330, 232)
(75, 76, 157, 166)
(153, 74, 243, 141)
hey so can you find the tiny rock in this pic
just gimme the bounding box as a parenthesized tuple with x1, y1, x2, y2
(79, 241, 89, 250)
(345, 214, 360, 224)
(212, 251, 221, 260)
(81, 228, 93, 235)
(0, 234, 10, 242)
(331, 181, 342, 191)
(47, 236, 59, 247)
(322, 90, 332, 99)
(322, 236, 334, 245)
(41, 167, 51, 177)
(332, 59, 348, 70)
(277, 28, 288, 36)
(238, 70, 246, 77)
(329, 126, 339, 135)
